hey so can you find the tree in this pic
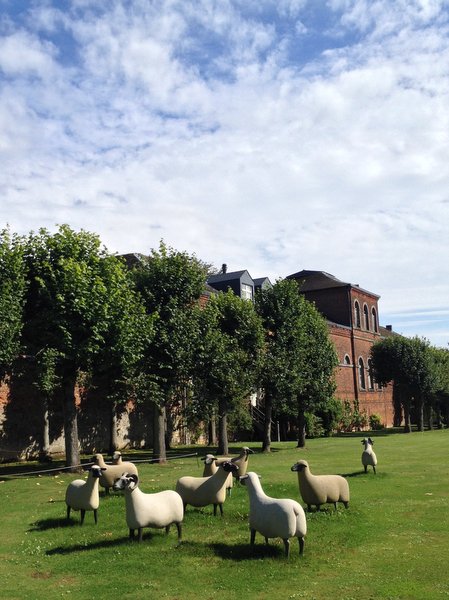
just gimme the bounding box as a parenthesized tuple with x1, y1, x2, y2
(0, 228, 26, 379)
(21, 225, 146, 469)
(430, 347, 449, 427)
(131, 241, 206, 463)
(370, 335, 435, 432)
(255, 279, 311, 452)
(194, 290, 264, 455)
(293, 296, 338, 447)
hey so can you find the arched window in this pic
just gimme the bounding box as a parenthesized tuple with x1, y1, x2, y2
(363, 304, 370, 330)
(368, 359, 375, 390)
(358, 357, 366, 390)
(372, 307, 378, 332)
(354, 300, 361, 328)
(344, 354, 351, 365)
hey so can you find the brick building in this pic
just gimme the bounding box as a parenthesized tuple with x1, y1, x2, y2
(286, 270, 395, 427)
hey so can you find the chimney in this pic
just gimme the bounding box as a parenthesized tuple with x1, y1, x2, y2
(386, 325, 392, 331)
(221, 263, 227, 274)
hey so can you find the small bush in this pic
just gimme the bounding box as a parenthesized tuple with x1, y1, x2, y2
(369, 413, 384, 430)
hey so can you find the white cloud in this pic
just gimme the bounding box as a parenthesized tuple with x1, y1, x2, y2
(1, 0, 449, 347)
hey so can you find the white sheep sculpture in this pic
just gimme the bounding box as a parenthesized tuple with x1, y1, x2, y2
(201, 454, 233, 495)
(361, 437, 377, 473)
(204, 446, 253, 480)
(112, 450, 123, 464)
(291, 460, 350, 512)
(65, 464, 105, 524)
(92, 452, 138, 494)
(175, 461, 239, 516)
(240, 472, 307, 557)
(113, 472, 184, 543)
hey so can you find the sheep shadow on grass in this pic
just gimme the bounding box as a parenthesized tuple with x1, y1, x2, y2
(46, 536, 134, 556)
(212, 542, 284, 561)
(28, 517, 80, 531)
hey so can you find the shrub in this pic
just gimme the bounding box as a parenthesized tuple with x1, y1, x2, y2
(369, 413, 384, 430)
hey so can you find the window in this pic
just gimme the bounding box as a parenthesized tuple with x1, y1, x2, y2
(363, 304, 370, 330)
(354, 300, 361, 328)
(372, 307, 378, 332)
(343, 354, 351, 365)
(368, 359, 375, 390)
(241, 283, 253, 301)
(358, 357, 366, 390)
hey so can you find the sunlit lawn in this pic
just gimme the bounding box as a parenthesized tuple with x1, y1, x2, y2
(1, 430, 449, 599)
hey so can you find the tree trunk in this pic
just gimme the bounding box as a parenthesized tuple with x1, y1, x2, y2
(217, 398, 228, 455)
(296, 404, 306, 448)
(261, 393, 273, 453)
(39, 396, 51, 462)
(62, 373, 80, 471)
(403, 401, 412, 433)
(109, 400, 119, 455)
(208, 417, 217, 446)
(416, 395, 424, 432)
(153, 404, 167, 463)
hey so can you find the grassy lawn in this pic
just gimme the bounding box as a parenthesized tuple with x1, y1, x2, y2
(1, 430, 449, 599)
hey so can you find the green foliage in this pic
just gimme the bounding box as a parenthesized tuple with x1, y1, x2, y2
(369, 413, 384, 430)
(132, 241, 206, 403)
(0, 228, 26, 378)
(195, 290, 263, 403)
(337, 400, 368, 432)
(371, 335, 438, 430)
(193, 290, 264, 451)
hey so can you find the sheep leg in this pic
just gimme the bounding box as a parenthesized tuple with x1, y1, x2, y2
(176, 523, 182, 543)
(265, 537, 269, 545)
(66, 505, 71, 520)
(93, 509, 98, 524)
(283, 538, 290, 558)
(373, 466, 376, 474)
(165, 525, 171, 535)
(138, 528, 143, 542)
(213, 504, 217, 516)
(343, 501, 349, 509)
(129, 529, 135, 539)
(364, 465, 367, 473)
(298, 537, 305, 555)
(334, 502, 338, 510)
(307, 504, 312, 512)
(80, 509, 85, 525)
(250, 529, 256, 548)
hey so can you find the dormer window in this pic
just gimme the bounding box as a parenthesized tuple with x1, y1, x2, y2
(354, 300, 361, 328)
(241, 283, 253, 301)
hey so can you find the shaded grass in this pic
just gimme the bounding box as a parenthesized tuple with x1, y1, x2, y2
(1, 431, 449, 599)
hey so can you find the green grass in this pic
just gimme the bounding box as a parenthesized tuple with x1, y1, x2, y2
(2, 431, 449, 599)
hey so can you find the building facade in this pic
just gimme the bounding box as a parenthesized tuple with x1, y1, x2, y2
(286, 270, 395, 427)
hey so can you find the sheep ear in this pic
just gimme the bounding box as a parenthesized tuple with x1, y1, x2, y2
(129, 474, 139, 485)
(369, 438, 374, 445)
(101, 467, 107, 471)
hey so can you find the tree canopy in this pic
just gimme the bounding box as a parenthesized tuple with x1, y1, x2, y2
(194, 289, 264, 455)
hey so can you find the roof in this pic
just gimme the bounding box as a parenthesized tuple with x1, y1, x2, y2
(287, 270, 379, 298)
(207, 270, 250, 284)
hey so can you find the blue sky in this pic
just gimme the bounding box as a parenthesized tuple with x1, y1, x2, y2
(1, 0, 449, 347)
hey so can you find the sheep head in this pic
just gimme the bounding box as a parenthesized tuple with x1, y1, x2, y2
(361, 437, 374, 446)
(90, 465, 106, 478)
(201, 454, 216, 465)
(113, 472, 139, 491)
(240, 472, 260, 486)
(291, 460, 309, 473)
(221, 461, 239, 474)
